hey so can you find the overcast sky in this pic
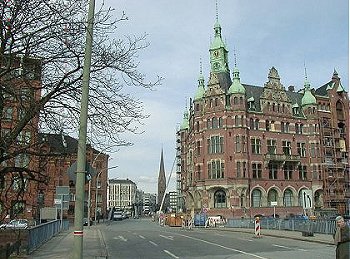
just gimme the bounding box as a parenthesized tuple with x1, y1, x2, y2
(98, 0, 349, 194)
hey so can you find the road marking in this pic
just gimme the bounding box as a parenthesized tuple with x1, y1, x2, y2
(176, 233, 268, 259)
(163, 249, 179, 258)
(139, 235, 145, 239)
(160, 234, 174, 240)
(273, 244, 307, 252)
(215, 232, 253, 242)
(113, 236, 127, 241)
(273, 244, 290, 249)
(149, 241, 158, 246)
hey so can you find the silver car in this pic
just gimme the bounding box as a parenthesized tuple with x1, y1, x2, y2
(0, 219, 29, 229)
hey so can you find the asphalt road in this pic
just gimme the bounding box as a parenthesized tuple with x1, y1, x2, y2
(100, 218, 334, 259)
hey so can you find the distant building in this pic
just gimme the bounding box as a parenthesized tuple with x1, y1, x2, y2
(142, 192, 157, 215)
(168, 191, 177, 213)
(108, 178, 136, 213)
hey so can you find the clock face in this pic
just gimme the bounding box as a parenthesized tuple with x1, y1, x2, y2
(214, 62, 220, 69)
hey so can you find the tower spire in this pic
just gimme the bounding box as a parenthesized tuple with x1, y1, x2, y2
(234, 47, 237, 68)
(158, 148, 166, 209)
(215, 0, 219, 22)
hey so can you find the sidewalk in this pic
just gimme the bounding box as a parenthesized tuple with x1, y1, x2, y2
(27, 225, 107, 259)
(206, 226, 334, 245)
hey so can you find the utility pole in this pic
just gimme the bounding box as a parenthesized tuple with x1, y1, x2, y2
(72, 0, 95, 258)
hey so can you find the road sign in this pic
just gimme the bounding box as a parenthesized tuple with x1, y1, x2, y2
(54, 199, 61, 205)
(271, 201, 278, 206)
(56, 186, 70, 196)
(301, 190, 313, 209)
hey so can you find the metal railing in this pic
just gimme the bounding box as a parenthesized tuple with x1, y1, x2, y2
(225, 218, 338, 235)
(27, 220, 69, 254)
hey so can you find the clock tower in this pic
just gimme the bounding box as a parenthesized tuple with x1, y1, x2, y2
(209, 7, 229, 74)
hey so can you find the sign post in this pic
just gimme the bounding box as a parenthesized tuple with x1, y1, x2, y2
(301, 189, 313, 216)
(56, 186, 70, 229)
(271, 201, 278, 218)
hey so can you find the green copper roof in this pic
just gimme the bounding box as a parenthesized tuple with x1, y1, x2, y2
(210, 19, 227, 51)
(180, 110, 189, 130)
(194, 75, 206, 100)
(301, 80, 316, 106)
(336, 82, 345, 92)
(228, 67, 245, 94)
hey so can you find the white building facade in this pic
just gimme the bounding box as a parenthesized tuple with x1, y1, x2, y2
(108, 179, 137, 212)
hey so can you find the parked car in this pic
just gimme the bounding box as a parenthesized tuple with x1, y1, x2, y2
(0, 219, 28, 229)
(113, 210, 124, 221)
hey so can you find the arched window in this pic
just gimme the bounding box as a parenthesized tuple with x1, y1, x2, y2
(255, 119, 259, 130)
(195, 121, 199, 132)
(218, 117, 223, 128)
(234, 97, 238, 105)
(298, 189, 307, 206)
(207, 119, 211, 129)
(250, 118, 254, 129)
(336, 101, 345, 120)
(267, 189, 278, 206)
(214, 190, 226, 208)
(251, 189, 262, 207)
(283, 189, 293, 207)
(212, 117, 218, 128)
(234, 116, 239, 126)
(239, 97, 243, 104)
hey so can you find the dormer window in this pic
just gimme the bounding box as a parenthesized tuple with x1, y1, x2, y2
(293, 107, 299, 115)
(248, 99, 255, 110)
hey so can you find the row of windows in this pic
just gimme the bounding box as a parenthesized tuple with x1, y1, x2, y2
(195, 135, 321, 157)
(1, 128, 32, 145)
(213, 189, 316, 208)
(0, 176, 29, 191)
(195, 116, 319, 135)
(1, 154, 31, 168)
(193, 162, 321, 181)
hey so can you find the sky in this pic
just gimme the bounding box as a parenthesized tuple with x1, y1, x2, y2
(97, 0, 349, 194)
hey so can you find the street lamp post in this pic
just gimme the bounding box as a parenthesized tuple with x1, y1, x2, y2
(94, 171, 102, 223)
(73, 0, 95, 258)
(93, 165, 118, 224)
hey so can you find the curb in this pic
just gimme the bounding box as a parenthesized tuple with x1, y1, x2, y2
(203, 227, 334, 245)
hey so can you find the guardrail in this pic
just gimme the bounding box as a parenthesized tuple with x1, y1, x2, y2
(27, 219, 69, 254)
(225, 218, 338, 235)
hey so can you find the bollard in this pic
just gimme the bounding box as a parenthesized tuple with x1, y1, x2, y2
(254, 217, 262, 238)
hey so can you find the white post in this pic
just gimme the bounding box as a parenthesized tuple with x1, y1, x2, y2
(60, 194, 63, 229)
(87, 180, 91, 227)
(94, 171, 102, 223)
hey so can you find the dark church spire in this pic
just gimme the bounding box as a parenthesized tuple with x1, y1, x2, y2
(157, 148, 166, 209)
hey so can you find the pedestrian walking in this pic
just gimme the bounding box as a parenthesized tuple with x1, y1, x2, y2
(333, 216, 350, 259)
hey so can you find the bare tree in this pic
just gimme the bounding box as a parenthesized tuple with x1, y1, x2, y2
(0, 0, 162, 216)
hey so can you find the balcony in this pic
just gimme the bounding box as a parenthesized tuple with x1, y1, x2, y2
(264, 153, 300, 162)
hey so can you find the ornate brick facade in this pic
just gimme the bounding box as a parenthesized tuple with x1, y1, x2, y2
(176, 17, 349, 219)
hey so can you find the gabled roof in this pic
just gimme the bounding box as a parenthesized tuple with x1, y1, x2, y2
(39, 133, 79, 154)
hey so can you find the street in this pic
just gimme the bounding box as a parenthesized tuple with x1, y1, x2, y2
(101, 218, 335, 259)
